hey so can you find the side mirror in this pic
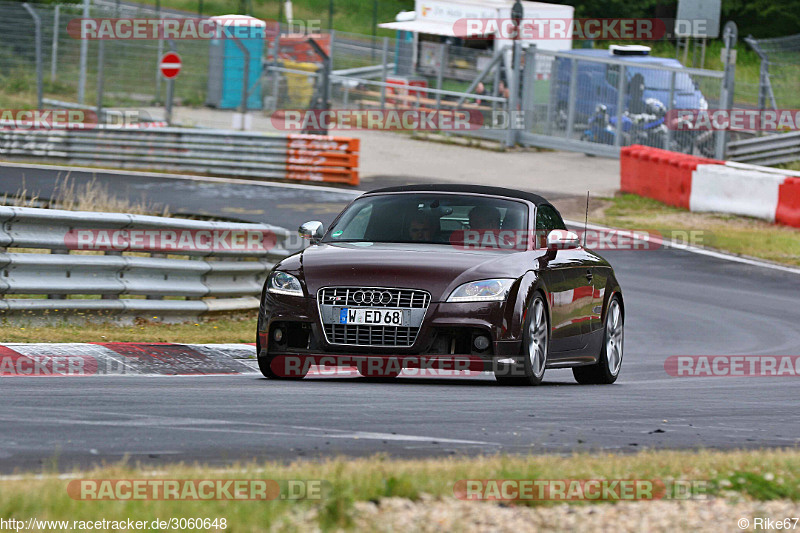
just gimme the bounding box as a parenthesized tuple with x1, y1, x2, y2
(299, 221, 324, 243)
(546, 229, 581, 251)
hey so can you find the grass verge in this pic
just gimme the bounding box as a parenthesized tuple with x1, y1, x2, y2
(2, 175, 169, 216)
(0, 317, 256, 344)
(586, 194, 800, 267)
(1, 449, 799, 531)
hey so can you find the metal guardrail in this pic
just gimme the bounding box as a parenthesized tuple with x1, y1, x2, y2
(0, 127, 360, 185)
(726, 131, 800, 166)
(332, 64, 396, 80)
(0, 206, 291, 323)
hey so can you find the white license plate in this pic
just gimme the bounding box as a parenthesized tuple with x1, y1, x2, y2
(339, 308, 405, 326)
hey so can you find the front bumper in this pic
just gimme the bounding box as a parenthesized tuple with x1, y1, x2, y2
(257, 292, 522, 363)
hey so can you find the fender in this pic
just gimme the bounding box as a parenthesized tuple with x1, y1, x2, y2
(504, 270, 548, 342)
(600, 270, 624, 325)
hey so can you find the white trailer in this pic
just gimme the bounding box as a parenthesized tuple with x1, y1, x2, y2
(379, 0, 574, 80)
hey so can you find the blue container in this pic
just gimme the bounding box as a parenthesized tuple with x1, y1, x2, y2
(206, 17, 265, 110)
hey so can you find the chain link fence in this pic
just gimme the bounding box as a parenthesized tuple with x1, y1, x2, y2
(744, 33, 800, 111)
(1, 1, 748, 160)
(523, 49, 724, 157)
(331, 30, 396, 72)
(0, 0, 210, 112)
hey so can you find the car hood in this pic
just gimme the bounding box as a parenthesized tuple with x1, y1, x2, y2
(298, 242, 535, 302)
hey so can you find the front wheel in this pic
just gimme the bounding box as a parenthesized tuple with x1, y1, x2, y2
(496, 294, 548, 386)
(573, 296, 623, 384)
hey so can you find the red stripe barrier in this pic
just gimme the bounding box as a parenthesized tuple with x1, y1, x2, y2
(620, 145, 722, 208)
(619, 145, 643, 194)
(621, 145, 800, 229)
(777, 177, 800, 228)
(668, 158, 693, 209)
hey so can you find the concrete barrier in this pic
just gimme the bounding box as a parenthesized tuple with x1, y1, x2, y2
(620, 145, 800, 228)
(690, 165, 785, 222)
(0, 128, 360, 186)
(777, 177, 800, 228)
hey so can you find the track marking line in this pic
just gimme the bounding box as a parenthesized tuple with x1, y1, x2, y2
(565, 218, 800, 276)
(0, 406, 502, 446)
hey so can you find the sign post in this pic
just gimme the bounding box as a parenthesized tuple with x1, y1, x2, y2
(675, 0, 721, 68)
(159, 51, 182, 125)
(715, 21, 737, 160)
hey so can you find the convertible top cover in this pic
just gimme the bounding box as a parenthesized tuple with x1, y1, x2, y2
(365, 184, 549, 207)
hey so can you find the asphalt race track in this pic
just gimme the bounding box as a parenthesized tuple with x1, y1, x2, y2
(0, 162, 358, 231)
(1, 163, 800, 473)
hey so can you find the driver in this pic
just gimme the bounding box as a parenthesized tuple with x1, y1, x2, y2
(407, 213, 437, 242)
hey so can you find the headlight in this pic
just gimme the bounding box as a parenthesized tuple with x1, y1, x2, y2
(447, 279, 515, 303)
(267, 271, 304, 297)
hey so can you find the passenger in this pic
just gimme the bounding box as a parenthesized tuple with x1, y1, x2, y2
(468, 206, 502, 231)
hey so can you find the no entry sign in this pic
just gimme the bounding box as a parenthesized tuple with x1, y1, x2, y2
(159, 52, 182, 79)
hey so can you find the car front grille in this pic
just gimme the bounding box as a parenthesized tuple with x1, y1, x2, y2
(317, 287, 431, 347)
(324, 324, 420, 347)
(317, 287, 431, 309)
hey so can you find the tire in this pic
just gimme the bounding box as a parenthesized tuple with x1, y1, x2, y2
(579, 132, 598, 157)
(496, 294, 548, 386)
(573, 296, 623, 385)
(257, 354, 308, 380)
(695, 131, 716, 158)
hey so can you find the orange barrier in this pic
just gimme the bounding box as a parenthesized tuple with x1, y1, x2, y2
(777, 177, 800, 228)
(620, 145, 722, 209)
(267, 35, 332, 63)
(285, 134, 360, 186)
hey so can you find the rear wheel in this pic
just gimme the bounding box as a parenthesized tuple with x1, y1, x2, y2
(573, 296, 623, 384)
(496, 295, 548, 386)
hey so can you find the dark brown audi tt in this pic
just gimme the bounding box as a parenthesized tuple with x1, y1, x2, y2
(257, 184, 624, 385)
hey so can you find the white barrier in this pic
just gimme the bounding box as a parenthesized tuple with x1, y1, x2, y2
(690, 165, 786, 222)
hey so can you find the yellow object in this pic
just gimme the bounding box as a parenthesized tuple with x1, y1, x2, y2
(282, 60, 319, 107)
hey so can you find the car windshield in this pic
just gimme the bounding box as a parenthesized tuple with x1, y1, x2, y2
(322, 193, 530, 249)
(628, 67, 697, 93)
